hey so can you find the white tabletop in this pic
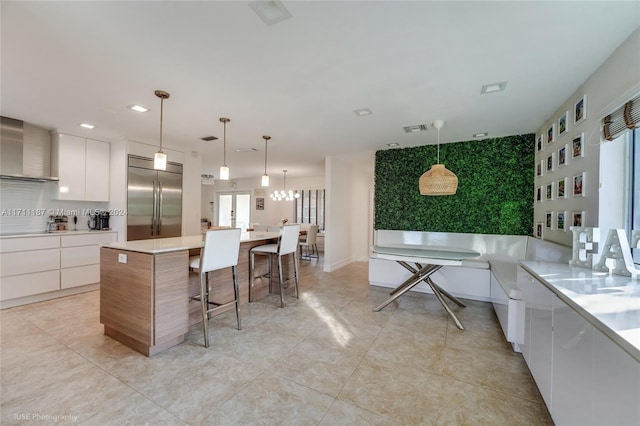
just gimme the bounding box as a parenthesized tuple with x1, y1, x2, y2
(520, 260, 640, 362)
(371, 244, 480, 266)
(102, 231, 280, 254)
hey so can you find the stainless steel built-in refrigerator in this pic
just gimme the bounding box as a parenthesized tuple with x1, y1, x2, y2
(127, 155, 182, 241)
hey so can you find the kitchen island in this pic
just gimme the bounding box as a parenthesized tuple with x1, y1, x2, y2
(100, 231, 280, 356)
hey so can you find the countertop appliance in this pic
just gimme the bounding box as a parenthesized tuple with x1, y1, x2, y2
(88, 210, 110, 231)
(127, 155, 182, 241)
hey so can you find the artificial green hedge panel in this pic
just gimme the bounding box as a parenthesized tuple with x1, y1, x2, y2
(374, 134, 534, 235)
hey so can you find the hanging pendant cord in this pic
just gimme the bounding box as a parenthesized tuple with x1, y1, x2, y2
(159, 98, 164, 152)
(436, 127, 440, 164)
(264, 140, 268, 174)
(223, 121, 227, 166)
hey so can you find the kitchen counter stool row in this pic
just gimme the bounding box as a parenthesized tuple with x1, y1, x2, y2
(99, 227, 301, 355)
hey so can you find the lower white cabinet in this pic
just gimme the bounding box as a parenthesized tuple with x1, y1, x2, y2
(0, 231, 117, 305)
(592, 331, 640, 424)
(60, 232, 116, 289)
(0, 235, 61, 301)
(61, 265, 99, 289)
(520, 266, 640, 426)
(0, 270, 60, 300)
(526, 273, 554, 410)
(551, 297, 594, 425)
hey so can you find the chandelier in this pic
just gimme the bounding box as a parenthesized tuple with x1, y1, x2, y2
(271, 169, 300, 201)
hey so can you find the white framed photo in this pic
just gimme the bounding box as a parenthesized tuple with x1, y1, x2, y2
(557, 177, 567, 199)
(535, 222, 544, 239)
(547, 123, 555, 144)
(536, 161, 543, 178)
(572, 211, 585, 227)
(546, 182, 554, 201)
(572, 133, 584, 158)
(545, 211, 553, 230)
(573, 172, 585, 197)
(558, 111, 569, 136)
(557, 211, 567, 232)
(537, 134, 544, 152)
(536, 186, 543, 202)
(574, 94, 587, 125)
(546, 152, 555, 173)
(558, 144, 568, 167)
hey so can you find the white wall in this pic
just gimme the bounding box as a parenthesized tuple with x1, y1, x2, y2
(534, 28, 640, 246)
(324, 156, 373, 271)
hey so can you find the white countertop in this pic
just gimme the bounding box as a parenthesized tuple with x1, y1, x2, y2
(0, 230, 117, 238)
(520, 260, 640, 362)
(102, 231, 280, 254)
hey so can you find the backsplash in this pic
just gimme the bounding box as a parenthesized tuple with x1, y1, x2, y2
(0, 180, 107, 234)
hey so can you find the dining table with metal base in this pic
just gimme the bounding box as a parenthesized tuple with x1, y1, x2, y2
(371, 245, 481, 330)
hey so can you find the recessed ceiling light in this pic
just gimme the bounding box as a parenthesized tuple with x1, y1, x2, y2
(473, 132, 488, 138)
(80, 123, 95, 129)
(128, 104, 149, 113)
(201, 136, 218, 142)
(249, 0, 292, 26)
(481, 81, 508, 94)
(387, 143, 399, 147)
(236, 148, 258, 152)
(402, 124, 428, 133)
(354, 108, 373, 116)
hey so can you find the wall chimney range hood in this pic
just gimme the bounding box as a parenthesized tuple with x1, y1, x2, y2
(0, 116, 59, 182)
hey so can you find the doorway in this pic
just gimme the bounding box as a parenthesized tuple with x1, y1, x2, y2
(217, 192, 251, 230)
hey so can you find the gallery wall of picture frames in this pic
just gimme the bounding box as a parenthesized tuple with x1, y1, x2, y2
(534, 94, 588, 239)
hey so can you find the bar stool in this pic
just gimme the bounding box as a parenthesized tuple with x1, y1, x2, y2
(299, 225, 319, 260)
(189, 228, 242, 348)
(249, 224, 300, 308)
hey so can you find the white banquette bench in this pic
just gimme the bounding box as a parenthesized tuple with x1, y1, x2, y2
(369, 230, 572, 352)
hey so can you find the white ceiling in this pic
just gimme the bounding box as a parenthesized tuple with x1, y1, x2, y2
(2, 1, 639, 179)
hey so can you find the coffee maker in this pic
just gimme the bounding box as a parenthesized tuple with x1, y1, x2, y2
(88, 211, 110, 230)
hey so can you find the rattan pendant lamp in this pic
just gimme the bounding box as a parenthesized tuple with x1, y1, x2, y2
(419, 120, 458, 195)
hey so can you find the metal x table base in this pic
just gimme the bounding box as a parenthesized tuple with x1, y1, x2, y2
(373, 261, 467, 330)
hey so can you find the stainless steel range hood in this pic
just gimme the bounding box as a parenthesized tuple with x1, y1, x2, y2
(0, 116, 59, 182)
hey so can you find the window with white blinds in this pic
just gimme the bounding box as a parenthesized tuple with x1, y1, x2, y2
(602, 93, 640, 141)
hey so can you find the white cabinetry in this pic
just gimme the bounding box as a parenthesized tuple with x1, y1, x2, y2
(51, 133, 110, 201)
(0, 231, 118, 307)
(519, 265, 640, 425)
(522, 271, 554, 410)
(551, 296, 594, 425)
(60, 232, 116, 289)
(0, 236, 61, 300)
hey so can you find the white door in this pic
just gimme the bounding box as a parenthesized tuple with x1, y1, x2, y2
(217, 192, 251, 230)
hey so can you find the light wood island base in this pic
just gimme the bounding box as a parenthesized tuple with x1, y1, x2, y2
(100, 233, 279, 356)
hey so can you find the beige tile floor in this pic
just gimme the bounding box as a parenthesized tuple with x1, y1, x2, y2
(1, 260, 553, 425)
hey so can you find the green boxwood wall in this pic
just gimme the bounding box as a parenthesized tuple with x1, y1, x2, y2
(375, 134, 534, 235)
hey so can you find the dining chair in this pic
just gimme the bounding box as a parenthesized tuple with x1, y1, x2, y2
(299, 225, 319, 260)
(249, 224, 300, 308)
(189, 228, 242, 347)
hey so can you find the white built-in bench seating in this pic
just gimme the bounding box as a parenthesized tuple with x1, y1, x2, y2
(369, 230, 572, 352)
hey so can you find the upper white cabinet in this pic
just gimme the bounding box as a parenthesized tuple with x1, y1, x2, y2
(51, 133, 110, 201)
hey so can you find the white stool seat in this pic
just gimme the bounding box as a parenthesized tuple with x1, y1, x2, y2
(249, 224, 300, 308)
(251, 244, 278, 254)
(191, 228, 242, 348)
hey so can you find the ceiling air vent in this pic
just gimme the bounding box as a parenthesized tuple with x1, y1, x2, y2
(402, 124, 428, 133)
(201, 174, 215, 185)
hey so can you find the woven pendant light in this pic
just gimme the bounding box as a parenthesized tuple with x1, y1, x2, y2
(419, 120, 458, 195)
